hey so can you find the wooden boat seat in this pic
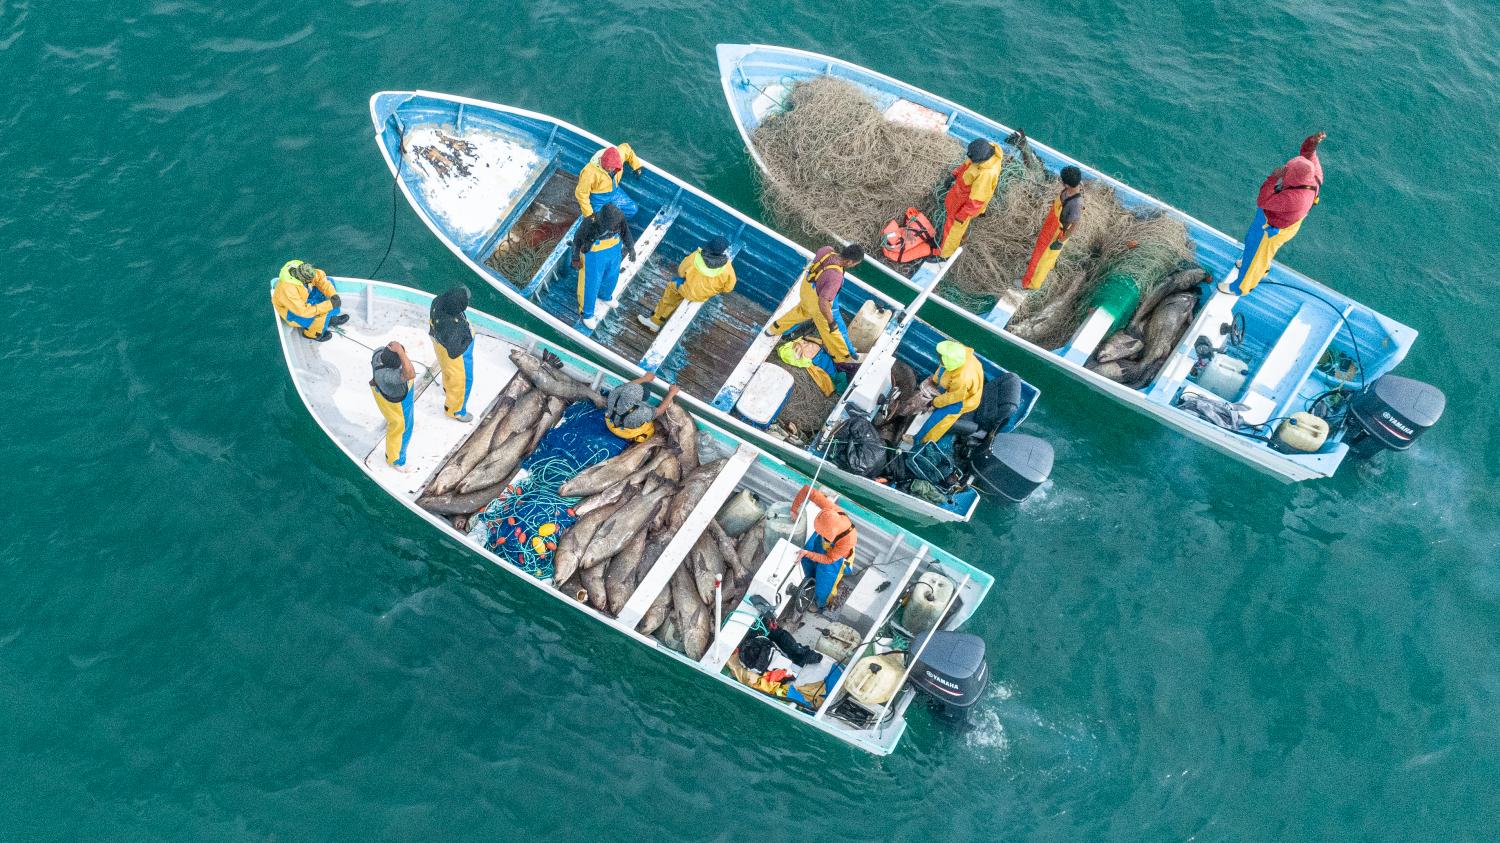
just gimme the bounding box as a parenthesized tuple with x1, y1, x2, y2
(1237, 301, 1346, 427)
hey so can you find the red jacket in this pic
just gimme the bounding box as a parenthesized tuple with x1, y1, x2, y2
(1257, 135, 1324, 229)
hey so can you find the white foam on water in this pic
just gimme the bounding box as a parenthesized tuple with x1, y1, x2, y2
(964, 683, 1014, 753)
(402, 126, 542, 242)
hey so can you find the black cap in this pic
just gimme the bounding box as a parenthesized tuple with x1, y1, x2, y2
(1060, 165, 1083, 187)
(967, 138, 994, 162)
(597, 203, 624, 227)
(705, 236, 730, 256)
(840, 243, 864, 263)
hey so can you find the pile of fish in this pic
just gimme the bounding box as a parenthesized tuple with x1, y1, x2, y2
(416, 349, 607, 517)
(1085, 268, 1208, 388)
(547, 402, 767, 662)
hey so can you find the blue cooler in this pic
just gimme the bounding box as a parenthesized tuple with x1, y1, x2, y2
(734, 364, 794, 429)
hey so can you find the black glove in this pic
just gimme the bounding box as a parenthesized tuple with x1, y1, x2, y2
(941, 174, 956, 190)
(626, 249, 638, 262)
(330, 294, 342, 309)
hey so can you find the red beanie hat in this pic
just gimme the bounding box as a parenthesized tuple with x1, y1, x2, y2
(600, 147, 623, 172)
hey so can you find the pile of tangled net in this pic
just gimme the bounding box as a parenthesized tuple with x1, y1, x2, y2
(753, 77, 1198, 349)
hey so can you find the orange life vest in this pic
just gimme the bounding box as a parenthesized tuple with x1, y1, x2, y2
(880, 207, 939, 263)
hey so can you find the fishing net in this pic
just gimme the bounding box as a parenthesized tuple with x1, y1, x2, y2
(752, 77, 1198, 348)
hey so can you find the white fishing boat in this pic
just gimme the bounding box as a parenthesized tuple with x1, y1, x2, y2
(717, 44, 1445, 482)
(274, 276, 997, 756)
(369, 90, 1056, 523)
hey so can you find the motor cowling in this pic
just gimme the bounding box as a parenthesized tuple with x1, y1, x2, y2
(1345, 374, 1445, 457)
(969, 432, 1053, 502)
(906, 630, 988, 714)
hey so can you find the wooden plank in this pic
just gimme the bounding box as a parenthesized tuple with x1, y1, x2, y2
(616, 444, 758, 629)
(519, 217, 583, 299)
(470, 151, 560, 261)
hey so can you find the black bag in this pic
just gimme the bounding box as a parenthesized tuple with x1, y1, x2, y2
(833, 413, 887, 478)
(739, 635, 773, 672)
(768, 627, 822, 667)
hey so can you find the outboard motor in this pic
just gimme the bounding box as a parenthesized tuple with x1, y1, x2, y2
(1344, 374, 1446, 458)
(969, 433, 1054, 502)
(906, 630, 989, 722)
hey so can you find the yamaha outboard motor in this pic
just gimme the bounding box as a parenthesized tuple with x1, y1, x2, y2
(969, 433, 1053, 502)
(1344, 374, 1446, 458)
(906, 630, 989, 722)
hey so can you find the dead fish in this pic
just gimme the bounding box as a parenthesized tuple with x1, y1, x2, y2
(689, 534, 724, 606)
(721, 570, 751, 617)
(671, 565, 712, 660)
(424, 372, 531, 495)
(636, 580, 672, 636)
(661, 402, 699, 474)
(663, 459, 727, 536)
(558, 438, 661, 498)
(552, 501, 622, 587)
(655, 614, 683, 652)
(1128, 292, 1198, 387)
(455, 433, 531, 494)
(509, 349, 607, 408)
(487, 389, 548, 452)
(604, 530, 650, 616)
(708, 521, 746, 579)
(417, 481, 508, 517)
(1127, 266, 1207, 336)
(573, 482, 627, 516)
(735, 518, 764, 575)
(1088, 330, 1144, 367)
(580, 494, 666, 570)
(522, 396, 566, 456)
(580, 561, 608, 612)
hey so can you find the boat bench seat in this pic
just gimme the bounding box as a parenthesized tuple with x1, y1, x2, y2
(1238, 302, 1344, 427)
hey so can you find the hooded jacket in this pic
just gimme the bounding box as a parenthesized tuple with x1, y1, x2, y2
(1257, 135, 1324, 229)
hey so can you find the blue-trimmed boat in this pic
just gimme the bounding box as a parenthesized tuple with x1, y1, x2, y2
(275, 277, 996, 755)
(716, 44, 1445, 482)
(369, 90, 1055, 523)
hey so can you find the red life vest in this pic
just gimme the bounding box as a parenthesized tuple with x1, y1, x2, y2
(880, 207, 939, 263)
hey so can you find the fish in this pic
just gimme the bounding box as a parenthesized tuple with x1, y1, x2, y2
(423, 371, 532, 495)
(663, 459, 727, 536)
(1127, 292, 1198, 387)
(655, 614, 683, 652)
(558, 438, 662, 498)
(735, 517, 764, 576)
(552, 501, 622, 587)
(1088, 330, 1144, 367)
(1127, 266, 1207, 336)
(454, 433, 532, 494)
(644, 450, 681, 486)
(708, 520, 746, 579)
(417, 481, 508, 517)
(604, 530, 650, 616)
(636, 580, 672, 636)
(689, 534, 724, 606)
(661, 402, 699, 474)
(572, 482, 627, 517)
(509, 349, 607, 408)
(522, 396, 566, 456)
(671, 565, 712, 660)
(580, 560, 608, 612)
(580, 494, 667, 570)
(487, 389, 548, 452)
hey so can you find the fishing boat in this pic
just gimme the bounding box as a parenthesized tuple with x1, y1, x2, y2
(716, 44, 1445, 482)
(274, 276, 997, 756)
(369, 90, 1055, 523)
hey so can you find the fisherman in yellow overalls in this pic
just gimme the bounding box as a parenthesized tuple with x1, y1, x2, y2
(575, 143, 643, 217)
(429, 285, 475, 422)
(938, 139, 1004, 258)
(1020, 166, 1085, 290)
(765, 244, 863, 366)
(604, 372, 680, 443)
(637, 236, 737, 333)
(915, 340, 984, 444)
(272, 260, 347, 341)
(370, 342, 417, 472)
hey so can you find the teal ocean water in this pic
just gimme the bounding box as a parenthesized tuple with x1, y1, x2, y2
(3, 1, 1498, 839)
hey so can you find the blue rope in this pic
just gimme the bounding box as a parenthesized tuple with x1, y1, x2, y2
(471, 404, 628, 579)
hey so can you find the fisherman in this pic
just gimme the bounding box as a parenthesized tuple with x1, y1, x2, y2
(272, 260, 348, 341)
(938, 138, 1004, 259)
(790, 484, 858, 612)
(429, 284, 474, 422)
(370, 342, 417, 473)
(1222, 132, 1326, 296)
(637, 236, 737, 333)
(575, 143, 644, 218)
(914, 340, 985, 445)
(764, 243, 863, 369)
(1020, 166, 1085, 290)
(572, 203, 637, 330)
(604, 371, 680, 443)
(776, 336, 841, 397)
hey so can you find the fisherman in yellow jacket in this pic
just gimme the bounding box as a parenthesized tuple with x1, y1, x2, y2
(575, 143, 643, 218)
(915, 340, 985, 444)
(938, 139, 1004, 258)
(272, 260, 347, 341)
(637, 236, 736, 333)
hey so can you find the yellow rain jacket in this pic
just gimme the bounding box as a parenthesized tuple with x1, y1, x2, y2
(675, 249, 736, 300)
(575, 142, 643, 215)
(931, 343, 984, 414)
(272, 260, 337, 323)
